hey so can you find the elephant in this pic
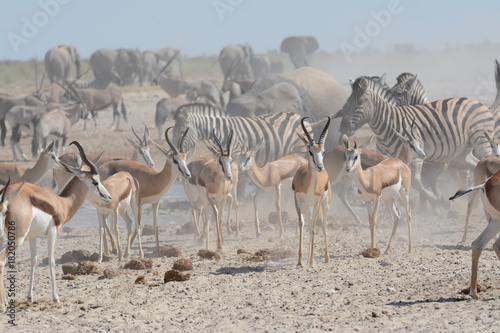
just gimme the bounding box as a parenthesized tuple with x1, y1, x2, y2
(280, 36, 319, 68)
(219, 43, 255, 81)
(141, 50, 160, 84)
(44, 45, 81, 83)
(154, 47, 183, 77)
(90, 48, 119, 79)
(114, 48, 143, 85)
(224, 67, 347, 147)
(250, 54, 271, 80)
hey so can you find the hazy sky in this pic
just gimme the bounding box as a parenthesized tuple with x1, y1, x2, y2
(1, 0, 500, 61)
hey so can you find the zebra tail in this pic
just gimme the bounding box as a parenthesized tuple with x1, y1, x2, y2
(449, 183, 486, 201)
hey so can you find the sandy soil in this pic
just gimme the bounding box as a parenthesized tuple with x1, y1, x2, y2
(0, 87, 499, 332)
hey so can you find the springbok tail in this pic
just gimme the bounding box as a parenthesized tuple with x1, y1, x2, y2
(449, 183, 486, 201)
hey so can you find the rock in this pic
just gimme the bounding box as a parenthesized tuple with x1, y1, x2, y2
(172, 258, 193, 271)
(103, 268, 120, 279)
(76, 261, 100, 275)
(237, 249, 249, 255)
(198, 249, 221, 260)
(361, 248, 381, 258)
(62, 262, 79, 275)
(62, 274, 76, 280)
(135, 276, 146, 284)
(60, 250, 92, 263)
(176, 221, 197, 235)
(123, 258, 153, 270)
(142, 225, 156, 236)
(164, 270, 191, 282)
(159, 245, 182, 257)
(90, 253, 112, 262)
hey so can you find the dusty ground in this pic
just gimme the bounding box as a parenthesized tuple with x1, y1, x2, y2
(0, 87, 499, 332)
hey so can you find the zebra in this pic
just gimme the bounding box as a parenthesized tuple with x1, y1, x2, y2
(335, 76, 495, 205)
(172, 103, 326, 166)
(71, 67, 122, 90)
(389, 73, 429, 106)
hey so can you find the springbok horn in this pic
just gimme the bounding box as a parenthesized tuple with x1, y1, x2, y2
(300, 117, 314, 144)
(226, 127, 234, 156)
(131, 126, 142, 143)
(318, 116, 331, 145)
(212, 128, 224, 154)
(1, 177, 11, 203)
(179, 128, 189, 153)
(69, 141, 98, 174)
(164, 127, 179, 154)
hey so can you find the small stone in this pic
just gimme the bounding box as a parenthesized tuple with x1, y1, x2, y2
(142, 225, 156, 236)
(135, 276, 146, 284)
(159, 245, 182, 257)
(103, 268, 120, 279)
(197, 249, 221, 260)
(164, 270, 191, 282)
(62, 262, 79, 275)
(123, 258, 153, 270)
(237, 249, 249, 255)
(361, 248, 380, 258)
(62, 274, 76, 280)
(172, 259, 193, 271)
(76, 261, 100, 275)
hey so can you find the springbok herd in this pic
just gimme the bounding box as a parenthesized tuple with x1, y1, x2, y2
(0, 51, 500, 314)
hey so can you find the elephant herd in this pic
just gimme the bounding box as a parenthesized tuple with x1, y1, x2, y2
(43, 35, 320, 89)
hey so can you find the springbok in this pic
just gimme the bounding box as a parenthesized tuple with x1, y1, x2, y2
(324, 117, 426, 225)
(196, 128, 234, 250)
(0, 141, 112, 310)
(0, 142, 54, 185)
(449, 171, 500, 299)
(459, 130, 500, 243)
(98, 127, 191, 255)
(293, 117, 331, 267)
(239, 138, 307, 238)
(343, 134, 413, 254)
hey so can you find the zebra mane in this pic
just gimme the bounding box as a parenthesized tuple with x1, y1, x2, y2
(173, 102, 227, 121)
(351, 76, 394, 100)
(390, 72, 429, 105)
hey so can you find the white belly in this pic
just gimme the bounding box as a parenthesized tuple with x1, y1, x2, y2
(27, 207, 55, 238)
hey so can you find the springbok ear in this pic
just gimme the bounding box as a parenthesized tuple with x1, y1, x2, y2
(297, 131, 309, 145)
(333, 110, 343, 119)
(126, 136, 138, 148)
(342, 134, 349, 149)
(5, 182, 25, 203)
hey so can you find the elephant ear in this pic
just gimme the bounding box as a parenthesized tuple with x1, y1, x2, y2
(305, 36, 319, 53)
(280, 36, 296, 53)
(67, 45, 79, 62)
(243, 43, 254, 58)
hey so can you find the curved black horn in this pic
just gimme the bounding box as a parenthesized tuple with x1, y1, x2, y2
(300, 117, 314, 144)
(69, 141, 98, 174)
(318, 116, 331, 145)
(131, 126, 142, 143)
(212, 128, 224, 153)
(165, 127, 179, 154)
(179, 127, 189, 153)
(143, 123, 150, 143)
(1, 176, 11, 203)
(226, 127, 234, 156)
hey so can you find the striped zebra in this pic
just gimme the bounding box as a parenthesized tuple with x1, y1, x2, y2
(173, 103, 322, 166)
(336, 76, 495, 202)
(389, 73, 429, 106)
(72, 67, 122, 89)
